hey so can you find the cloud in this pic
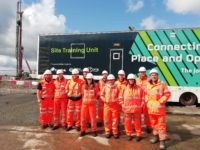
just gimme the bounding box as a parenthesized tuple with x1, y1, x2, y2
(140, 16, 168, 30)
(126, 0, 144, 13)
(0, 55, 16, 75)
(0, 0, 66, 75)
(165, 0, 200, 15)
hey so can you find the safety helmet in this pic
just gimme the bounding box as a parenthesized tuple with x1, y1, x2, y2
(102, 70, 108, 75)
(83, 67, 89, 72)
(86, 73, 93, 79)
(44, 69, 52, 75)
(107, 74, 115, 80)
(118, 70, 125, 75)
(139, 66, 146, 72)
(72, 68, 79, 75)
(56, 69, 64, 74)
(127, 73, 136, 80)
(150, 69, 158, 74)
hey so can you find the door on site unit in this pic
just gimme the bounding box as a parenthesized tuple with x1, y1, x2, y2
(109, 49, 123, 76)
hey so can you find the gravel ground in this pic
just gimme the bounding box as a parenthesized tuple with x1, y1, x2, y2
(0, 94, 39, 126)
(0, 93, 200, 150)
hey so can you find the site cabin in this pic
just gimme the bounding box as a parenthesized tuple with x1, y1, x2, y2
(37, 27, 200, 106)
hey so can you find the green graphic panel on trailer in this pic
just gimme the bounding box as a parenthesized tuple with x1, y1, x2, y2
(147, 31, 186, 86)
(129, 28, 200, 87)
(193, 29, 200, 40)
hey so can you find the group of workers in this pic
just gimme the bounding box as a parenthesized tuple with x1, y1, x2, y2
(37, 67, 171, 150)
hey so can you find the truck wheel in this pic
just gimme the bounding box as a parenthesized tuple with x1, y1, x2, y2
(179, 92, 197, 106)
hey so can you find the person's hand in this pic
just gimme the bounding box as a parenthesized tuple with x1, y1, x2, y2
(37, 99, 41, 103)
(122, 104, 124, 109)
(158, 97, 166, 104)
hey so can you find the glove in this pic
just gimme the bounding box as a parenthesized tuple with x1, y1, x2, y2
(68, 96, 82, 101)
(68, 96, 76, 100)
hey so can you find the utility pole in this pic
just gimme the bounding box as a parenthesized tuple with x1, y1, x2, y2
(16, 0, 23, 77)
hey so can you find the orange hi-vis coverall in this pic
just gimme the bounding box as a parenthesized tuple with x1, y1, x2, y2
(80, 78, 91, 123)
(119, 85, 144, 137)
(54, 77, 68, 127)
(136, 77, 151, 128)
(115, 80, 128, 123)
(145, 80, 171, 141)
(97, 79, 107, 122)
(39, 79, 55, 125)
(81, 84, 99, 132)
(101, 84, 120, 135)
(115, 80, 128, 90)
(66, 78, 83, 127)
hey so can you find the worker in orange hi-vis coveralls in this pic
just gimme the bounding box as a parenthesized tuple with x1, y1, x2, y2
(119, 73, 144, 142)
(66, 68, 83, 131)
(81, 68, 91, 126)
(80, 73, 99, 137)
(97, 70, 108, 127)
(82, 67, 89, 82)
(145, 69, 171, 150)
(52, 69, 68, 130)
(136, 66, 152, 133)
(115, 70, 127, 128)
(37, 70, 55, 129)
(101, 74, 120, 139)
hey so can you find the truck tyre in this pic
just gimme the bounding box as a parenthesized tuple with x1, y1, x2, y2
(179, 92, 197, 106)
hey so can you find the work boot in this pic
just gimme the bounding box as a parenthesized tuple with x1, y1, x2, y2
(66, 126, 73, 131)
(105, 134, 111, 139)
(80, 131, 86, 137)
(113, 134, 119, 139)
(52, 126, 59, 130)
(159, 141, 166, 150)
(41, 124, 48, 129)
(135, 136, 142, 142)
(146, 128, 152, 134)
(91, 131, 97, 137)
(97, 122, 103, 127)
(76, 126, 81, 131)
(62, 125, 68, 130)
(127, 136, 132, 141)
(150, 135, 159, 144)
(48, 124, 53, 128)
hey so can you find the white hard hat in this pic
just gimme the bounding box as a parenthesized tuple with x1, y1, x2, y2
(56, 69, 64, 74)
(44, 69, 52, 75)
(86, 73, 93, 79)
(72, 68, 79, 75)
(150, 69, 158, 74)
(83, 67, 89, 72)
(118, 70, 125, 75)
(102, 70, 108, 74)
(139, 66, 146, 72)
(127, 73, 136, 80)
(107, 74, 115, 80)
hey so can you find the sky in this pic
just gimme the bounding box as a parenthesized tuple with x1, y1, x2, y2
(0, 0, 200, 75)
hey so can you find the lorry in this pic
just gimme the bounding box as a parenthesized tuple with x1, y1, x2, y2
(37, 27, 200, 106)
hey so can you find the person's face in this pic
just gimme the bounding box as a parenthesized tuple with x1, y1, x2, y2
(128, 79, 135, 85)
(108, 79, 115, 85)
(102, 74, 108, 80)
(58, 73, 63, 79)
(87, 78, 92, 84)
(150, 73, 158, 82)
(72, 74, 79, 79)
(44, 74, 51, 81)
(83, 71, 88, 78)
(118, 74, 125, 81)
(139, 71, 146, 78)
